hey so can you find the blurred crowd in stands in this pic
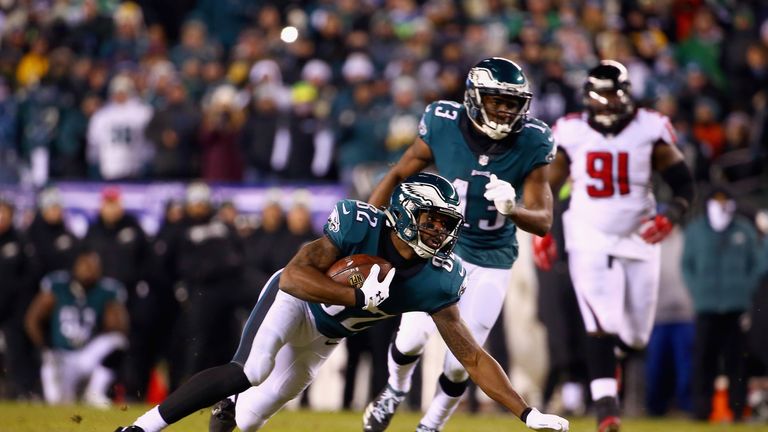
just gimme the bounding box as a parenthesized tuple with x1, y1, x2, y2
(0, 0, 764, 195)
(0, 0, 767, 423)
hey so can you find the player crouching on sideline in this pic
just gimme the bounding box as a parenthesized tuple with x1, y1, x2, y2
(535, 60, 695, 432)
(115, 172, 568, 432)
(25, 249, 129, 407)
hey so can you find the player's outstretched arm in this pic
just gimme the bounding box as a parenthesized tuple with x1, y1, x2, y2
(279, 236, 361, 306)
(369, 137, 433, 207)
(432, 305, 569, 431)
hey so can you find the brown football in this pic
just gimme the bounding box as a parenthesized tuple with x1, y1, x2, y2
(326, 254, 394, 288)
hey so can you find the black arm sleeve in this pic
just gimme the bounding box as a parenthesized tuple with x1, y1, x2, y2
(660, 160, 695, 223)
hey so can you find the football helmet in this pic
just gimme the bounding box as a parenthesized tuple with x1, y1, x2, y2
(464, 57, 532, 140)
(584, 60, 635, 133)
(385, 172, 464, 259)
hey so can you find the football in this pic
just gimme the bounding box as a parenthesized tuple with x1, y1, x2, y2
(326, 254, 393, 289)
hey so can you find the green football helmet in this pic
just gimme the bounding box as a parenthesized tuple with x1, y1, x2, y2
(464, 57, 532, 140)
(385, 172, 464, 259)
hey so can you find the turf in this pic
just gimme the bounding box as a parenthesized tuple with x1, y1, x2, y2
(1, 403, 767, 431)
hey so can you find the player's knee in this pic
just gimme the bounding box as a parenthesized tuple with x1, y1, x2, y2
(443, 360, 469, 384)
(242, 353, 275, 386)
(394, 330, 429, 356)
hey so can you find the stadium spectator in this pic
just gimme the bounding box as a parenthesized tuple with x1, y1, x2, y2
(174, 182, 245, 377)
(274, 83, 334, 181)
(24, 249, 129, 406)
(644, 226, 695, 417)
(682, 187, 762, 422)
(0, 198, 37, 400)
(8, 187, 78, 400)
(145, 79, 200, 179)
(198, 84, 245, 182)
(240, 193, 286, 294)
(86, 74, 153, 180)
(140, 199, 186, 392)
(83, 186, 149, 399)
(53, 92, 102, 179)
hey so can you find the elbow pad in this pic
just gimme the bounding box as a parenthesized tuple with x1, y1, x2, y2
(660, 161, 694, 223)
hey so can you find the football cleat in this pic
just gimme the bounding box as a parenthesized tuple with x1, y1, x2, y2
(362, 384, 406, 432)
(113, 427, 145, 432)
(209, 398, 237, 432)
(594, 396, 621, 432)
(415, 424, 440, 432)
(597, 416, 621, 432)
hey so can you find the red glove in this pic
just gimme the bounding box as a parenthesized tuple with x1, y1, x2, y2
(532, 233, 557, 271)
(638, 215, 673, 244)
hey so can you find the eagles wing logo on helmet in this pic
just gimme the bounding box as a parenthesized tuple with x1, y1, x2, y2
(464, 57, 532, 140)
(387, 173, 464, 259)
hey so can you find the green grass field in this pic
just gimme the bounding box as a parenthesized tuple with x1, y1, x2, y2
(1, 403, 767, 432)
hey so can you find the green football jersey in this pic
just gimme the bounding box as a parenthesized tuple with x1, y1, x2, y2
(41, 271, 126, 350)
(309, 199, 467, 339)
(418, 100, 555, 268)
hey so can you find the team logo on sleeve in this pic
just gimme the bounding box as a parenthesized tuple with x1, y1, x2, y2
(458, 279, 467, 297)
(418, 116, 427, 136)
(327, 207, 340, 232)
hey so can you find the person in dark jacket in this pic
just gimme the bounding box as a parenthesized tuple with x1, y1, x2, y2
(83, 186, 148, 399)
(9, 187, 80, 399)
(0, 198, 37, 399)
(682, 187, 762, 421)
(175, 182, 245, 378)
(241, 193, 286, 293)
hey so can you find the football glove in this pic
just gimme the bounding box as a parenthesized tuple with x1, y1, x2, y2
(525, 408, 570, 431)
(639, 215, 673, 244)
(360, 264, 396, 313)
(532, 233, 557, 271)
(483, 174, 517, 215)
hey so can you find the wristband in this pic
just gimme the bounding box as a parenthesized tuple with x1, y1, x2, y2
(520, 407, 533, 423)
(354, 289, 365, 308)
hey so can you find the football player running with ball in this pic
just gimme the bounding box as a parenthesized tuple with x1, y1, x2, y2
(540, 60, 695, 432)
(364, 57, 557, 432)
(115, 173, 568, 432)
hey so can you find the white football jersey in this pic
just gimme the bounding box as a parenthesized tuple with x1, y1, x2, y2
(87, 99, 153, 180)
(554, 109, 676, 258)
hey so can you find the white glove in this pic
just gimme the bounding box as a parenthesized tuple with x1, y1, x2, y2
(360, 264, 396, 313)
(483, 174, 517, 215)
(525, 408, 569, 431)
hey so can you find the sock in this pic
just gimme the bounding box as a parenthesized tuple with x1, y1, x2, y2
(387, 341, 421, 393)
(419, 375, 468, 430)
(157, 362, 251, 425)
(561, 382, 584, 412)
(590, 378, 618, 401)
(134, 406, 168, 432)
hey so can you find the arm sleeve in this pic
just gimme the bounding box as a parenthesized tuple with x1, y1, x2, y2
(660, 160, 695, 223)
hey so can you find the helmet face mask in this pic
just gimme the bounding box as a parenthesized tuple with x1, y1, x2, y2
(464, 57, 532, 140)
(584, 60, 635, 133)
(387, 173, 464, 259)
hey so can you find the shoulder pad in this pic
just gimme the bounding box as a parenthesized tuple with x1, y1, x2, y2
(40, 270, 70, 292)
(324, 199, 383, 252)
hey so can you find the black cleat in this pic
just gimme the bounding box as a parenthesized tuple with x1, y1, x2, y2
(595, 396, 621, 432)
(363, 385, 406, 432)
(209, 398, 237, 432)
(415, 424, 440, 432)
(114, 427, 145, 432)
